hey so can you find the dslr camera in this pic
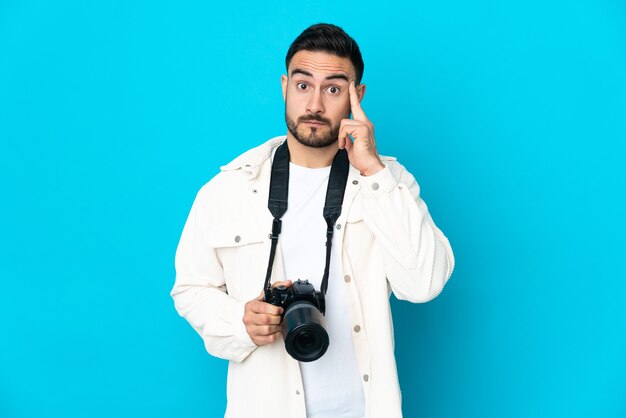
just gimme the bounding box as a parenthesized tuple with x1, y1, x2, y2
(264, 279, 329, 362)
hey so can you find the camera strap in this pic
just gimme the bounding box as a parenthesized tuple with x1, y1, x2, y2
(263, 139, 350, 294)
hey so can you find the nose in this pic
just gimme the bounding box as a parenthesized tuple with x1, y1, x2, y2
(306, 88, 325, 114)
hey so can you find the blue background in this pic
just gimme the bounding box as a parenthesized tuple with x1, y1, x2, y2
(1, 0, 625, 417)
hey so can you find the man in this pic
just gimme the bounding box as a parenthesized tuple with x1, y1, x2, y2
(171, 23, 455, 418)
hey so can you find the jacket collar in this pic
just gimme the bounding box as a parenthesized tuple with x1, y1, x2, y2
(220, 136, 385, 229)
(219, 136, 286, 179)
(218, 136, 378, 204)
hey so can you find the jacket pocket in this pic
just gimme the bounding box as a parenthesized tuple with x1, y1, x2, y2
(345, 200, 364, 224)
(208, 229, 265, 247)
(208, 224, 268, 301)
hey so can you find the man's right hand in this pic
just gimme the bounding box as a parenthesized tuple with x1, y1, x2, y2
(243, 280, 292, 346)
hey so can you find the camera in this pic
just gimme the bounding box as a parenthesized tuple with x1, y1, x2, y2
(264, 279, 329, 362)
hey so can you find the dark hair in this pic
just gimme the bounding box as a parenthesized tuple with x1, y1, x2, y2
(285, 23, 364, 84)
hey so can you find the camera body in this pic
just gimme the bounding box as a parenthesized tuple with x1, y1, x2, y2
(264, 279, 326, 315)
(264, 279, 329, 362)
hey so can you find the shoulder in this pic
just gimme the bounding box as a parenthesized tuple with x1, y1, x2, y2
(219, 136, 285, 172)
(377, 154, 421, 198)
(379, 154, 414, 182)
(199, 135, 285, 192)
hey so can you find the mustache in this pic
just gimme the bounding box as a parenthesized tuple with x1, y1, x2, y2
(298, 114, 330, 124)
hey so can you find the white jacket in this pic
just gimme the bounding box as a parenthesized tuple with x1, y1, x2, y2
(171, 136, 455, 418)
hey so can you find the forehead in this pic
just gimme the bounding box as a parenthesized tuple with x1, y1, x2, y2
(288, 50, 355, 80)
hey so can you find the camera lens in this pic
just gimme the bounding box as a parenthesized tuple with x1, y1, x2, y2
(281, 301, 329, 362)
(292, 327, 326, 358)
(298, 331, 317, 350)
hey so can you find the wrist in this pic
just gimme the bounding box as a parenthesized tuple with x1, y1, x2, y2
(360, 160, 385, 176)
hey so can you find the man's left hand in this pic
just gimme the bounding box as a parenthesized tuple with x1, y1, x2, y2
(338, 81, 385, 176)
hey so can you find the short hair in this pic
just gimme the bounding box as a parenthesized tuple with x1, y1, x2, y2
(285, 23, 365, 84)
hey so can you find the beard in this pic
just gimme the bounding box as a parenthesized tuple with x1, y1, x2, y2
(285, 111, 341, 149)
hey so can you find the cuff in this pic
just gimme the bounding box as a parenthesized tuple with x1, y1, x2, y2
(232, 300, 258, 350)
(359, 163, 398, 198)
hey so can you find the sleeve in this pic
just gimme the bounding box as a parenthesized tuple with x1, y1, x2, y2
(358, 162, 455, 303)
(170, 184, 258, 362)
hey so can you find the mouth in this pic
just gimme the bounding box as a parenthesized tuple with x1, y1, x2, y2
(302, 121, 327, 126)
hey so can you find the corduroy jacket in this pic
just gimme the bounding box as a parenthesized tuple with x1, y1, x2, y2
(171, 136, 455, 418)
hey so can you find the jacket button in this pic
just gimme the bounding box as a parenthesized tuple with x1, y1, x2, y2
(336, 224, 341, 230)
(296, 390, 300, 395)
(372, 182, 380, 191)
(344, 275, 351, 283)
(234, 235, 241, 243)
(353, 325, 361, 332)
(352, 180, 359, 185)
(363, 374, 369, 382)
(252, 189, 257, 194)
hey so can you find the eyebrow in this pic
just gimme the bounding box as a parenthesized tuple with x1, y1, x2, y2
(290, 68, 350, 83)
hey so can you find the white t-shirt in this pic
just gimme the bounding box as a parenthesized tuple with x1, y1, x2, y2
(279, 162, 365, 418)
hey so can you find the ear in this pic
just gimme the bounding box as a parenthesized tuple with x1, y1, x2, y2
(281, 74, 288, 102)
(357, 83, 366, 103)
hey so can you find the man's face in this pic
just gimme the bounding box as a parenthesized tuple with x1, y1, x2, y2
(281, 50, 364, 149)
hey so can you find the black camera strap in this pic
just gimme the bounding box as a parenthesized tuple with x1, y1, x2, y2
(263, 139, 350, 295)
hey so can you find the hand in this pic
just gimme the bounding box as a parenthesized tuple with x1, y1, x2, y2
(243, 280, 292, 346)
(338, 81, 385, 176)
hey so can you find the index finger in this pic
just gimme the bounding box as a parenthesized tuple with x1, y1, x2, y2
(262, 302, 284, 316)
(349, 81, 367, 122)
(251, 299, 284, 316)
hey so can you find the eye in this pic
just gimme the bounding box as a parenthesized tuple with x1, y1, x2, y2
(326, 86, 341, 95)
(296, 82, 309, 91)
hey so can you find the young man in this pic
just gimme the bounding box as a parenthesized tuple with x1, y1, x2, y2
(171, 23, 455, 418)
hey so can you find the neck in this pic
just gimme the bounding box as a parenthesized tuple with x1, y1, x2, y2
(285, 133, 338, 168)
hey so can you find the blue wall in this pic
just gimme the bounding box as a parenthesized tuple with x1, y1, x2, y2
(1, 1, 625, 417)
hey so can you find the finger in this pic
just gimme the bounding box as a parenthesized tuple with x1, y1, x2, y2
(338, 119, 362, 147)
(338, 123, 369, 146)
(253, 332, 281, 346)
(261, 302, 283, 316)
(338, 125, 354, 150)
(338, 124, 346, 148)
(341, 119, 375, 141)
(344, 133, 353, 152)
(251, 324, 281, 335)
(249, 299, 284, 316)
(340, 119, 369, 136)
(251, 312, 283, 326)
(338, 126, 351, 149)
(243, 310, 283, 329)
(349, 81, 367, 122)
(340, 119, 362, 128)
(337, 119, 363, 149)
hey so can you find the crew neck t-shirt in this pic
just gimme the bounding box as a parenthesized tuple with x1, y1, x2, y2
(279, 162, 365, 418)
